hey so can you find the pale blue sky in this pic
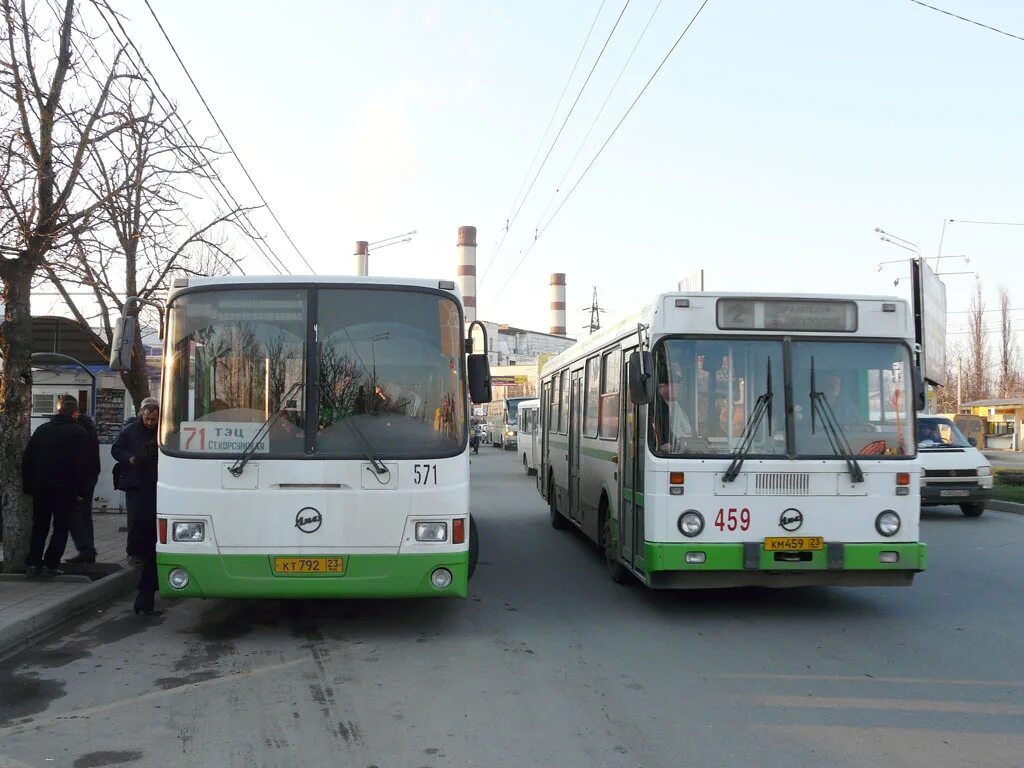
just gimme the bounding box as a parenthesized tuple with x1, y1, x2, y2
(118, 0, 1024, 347)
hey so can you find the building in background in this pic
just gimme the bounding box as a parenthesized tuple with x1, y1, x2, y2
(962, 398, 1023, 451)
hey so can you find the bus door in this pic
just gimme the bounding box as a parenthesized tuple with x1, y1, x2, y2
(620, 348, 646, 570)
(568, 369, 584, 522)
(540, 381, 550, 497)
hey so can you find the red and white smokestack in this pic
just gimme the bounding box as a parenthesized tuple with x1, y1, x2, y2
(457, 226, 477, 322)
(550, 273, 566, 336)
(354, 241, 369, 276)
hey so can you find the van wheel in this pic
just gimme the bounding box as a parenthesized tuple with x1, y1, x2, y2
(960, 502, 985, 517)
(600, 501, 631, 585)
(549, 480, 570, 530)
(467, 515, 480, 578)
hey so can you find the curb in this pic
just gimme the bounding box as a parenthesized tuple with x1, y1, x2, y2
(0, 566, 138, 661)
(989, 499, 1024, 515)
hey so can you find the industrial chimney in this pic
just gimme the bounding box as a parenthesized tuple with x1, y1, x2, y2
(457, 226, 477, 322)
(354, 241, 369, 276)
(550, 273, 566, 336)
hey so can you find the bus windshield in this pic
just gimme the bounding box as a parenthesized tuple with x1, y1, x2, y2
(505, 397, 531, 425)
(650, 338, 914, 458)
(162, 287, 466, 458)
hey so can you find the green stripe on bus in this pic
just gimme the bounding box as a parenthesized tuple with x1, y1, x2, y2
(157, 551, 469, 599)
(643, 542, 926, 572)
(580, 445, 618, 462)
(549, 438, 569, 449)
(622, 489, 645, 506)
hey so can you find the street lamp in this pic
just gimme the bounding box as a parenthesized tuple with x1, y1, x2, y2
(370, 332, 390, 383)
(875, 227, 920, 255)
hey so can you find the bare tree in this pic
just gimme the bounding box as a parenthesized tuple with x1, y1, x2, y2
(965, 278, 989, 403)
(42, 77, 253, 408)
(934, 340, 963, 414)
(0, 0, 141, 570)
(997, 286, 1019, 397)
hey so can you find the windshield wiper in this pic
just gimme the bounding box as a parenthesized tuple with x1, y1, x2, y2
(342, 416, 390, 477)
(723, 358, 774, 482)
(809, 358, 864, 483)
(228, 381, 304, 477)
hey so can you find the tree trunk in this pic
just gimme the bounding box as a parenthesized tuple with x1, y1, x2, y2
(0, 259, 35, 572)
(119, 331, 152, 412)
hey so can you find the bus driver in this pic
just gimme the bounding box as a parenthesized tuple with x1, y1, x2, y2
(654, 378, 693, 452)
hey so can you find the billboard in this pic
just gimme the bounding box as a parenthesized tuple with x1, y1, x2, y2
(911, 257, 947, 387)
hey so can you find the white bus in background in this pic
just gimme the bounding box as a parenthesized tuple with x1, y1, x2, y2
(485, 396, 533, 450)
(539, 292, 927, 589)
(110, 275, 492, 600)
(517, 398, 540, 476)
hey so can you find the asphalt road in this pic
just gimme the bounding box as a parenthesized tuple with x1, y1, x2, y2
(1, 450, 1022, 768)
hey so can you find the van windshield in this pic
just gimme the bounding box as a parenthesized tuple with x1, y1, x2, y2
(918, 417, 972, 449)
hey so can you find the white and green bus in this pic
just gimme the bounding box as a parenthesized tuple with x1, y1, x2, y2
(112, 275, 491, 599)
(539, 292, 927, 588)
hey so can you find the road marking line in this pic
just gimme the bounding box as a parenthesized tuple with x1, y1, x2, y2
(0, 657, 307, 736)
(724, 672, 1024, 687)
(746, 694, 1024, 717)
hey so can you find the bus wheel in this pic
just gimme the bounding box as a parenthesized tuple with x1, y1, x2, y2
(550, 481, 570, 530)
(467, 515, 480, 579)
(960, 502, 985, 517)
(601, 503, 631, 585)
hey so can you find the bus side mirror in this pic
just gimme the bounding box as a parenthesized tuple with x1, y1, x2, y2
(968, 437, 977, 447)
(468, 354, 492, 404)
(109, 315, 137, 371)
(628, 351, 655, 405)
(913, 366, 925, 412)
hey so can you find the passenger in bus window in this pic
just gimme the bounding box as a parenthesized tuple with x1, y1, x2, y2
(826, 374, 863, 426)
(699, 395, 726, 438)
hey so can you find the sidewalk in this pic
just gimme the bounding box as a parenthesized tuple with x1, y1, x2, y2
(0, 510, 137, 659)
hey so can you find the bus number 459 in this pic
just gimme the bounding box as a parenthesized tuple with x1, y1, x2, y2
(715, 507, 751, 532)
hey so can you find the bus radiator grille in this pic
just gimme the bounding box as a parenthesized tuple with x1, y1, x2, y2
(752, 473, 810, 495)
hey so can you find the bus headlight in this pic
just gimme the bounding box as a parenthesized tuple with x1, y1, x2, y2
(172, 522, 205, 542)
(168, 568, 190, 589)
(677, 510, 704, 538)
(506, 428, 517, 436)
(416, 522, 448, 542)
(430, 568, 453, 589)
(875, 510, 901, 537)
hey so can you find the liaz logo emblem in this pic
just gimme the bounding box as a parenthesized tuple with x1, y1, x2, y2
(295, 507, 322, 534)
(779, 508, 803, 532)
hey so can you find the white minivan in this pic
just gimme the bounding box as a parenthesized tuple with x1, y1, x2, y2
(918, 414, 994, 517)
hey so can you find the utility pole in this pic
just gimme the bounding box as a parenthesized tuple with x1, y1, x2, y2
(583, 287, 605, 335)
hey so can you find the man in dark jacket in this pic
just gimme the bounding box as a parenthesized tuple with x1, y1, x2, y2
(22, 395, 90, 576)
(112, 398, 160, 560)
(67, 410, 101, 563)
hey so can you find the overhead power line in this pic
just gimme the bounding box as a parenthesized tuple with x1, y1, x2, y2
(92, 1, 291, 276)
(950, 219, 1024, 227)
(482, 0, 608, 287)
(536, 0, 666, 228)
(142, 0, 316, 274)
(493, 0, 713, 300)
(60, 1, 245, 278)
(907, 0, 1024, 44)
(480, 0, 631, 291)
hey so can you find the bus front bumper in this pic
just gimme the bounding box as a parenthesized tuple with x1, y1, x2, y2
(157, 551, 469, 599)
(643, 541, 927, 589)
